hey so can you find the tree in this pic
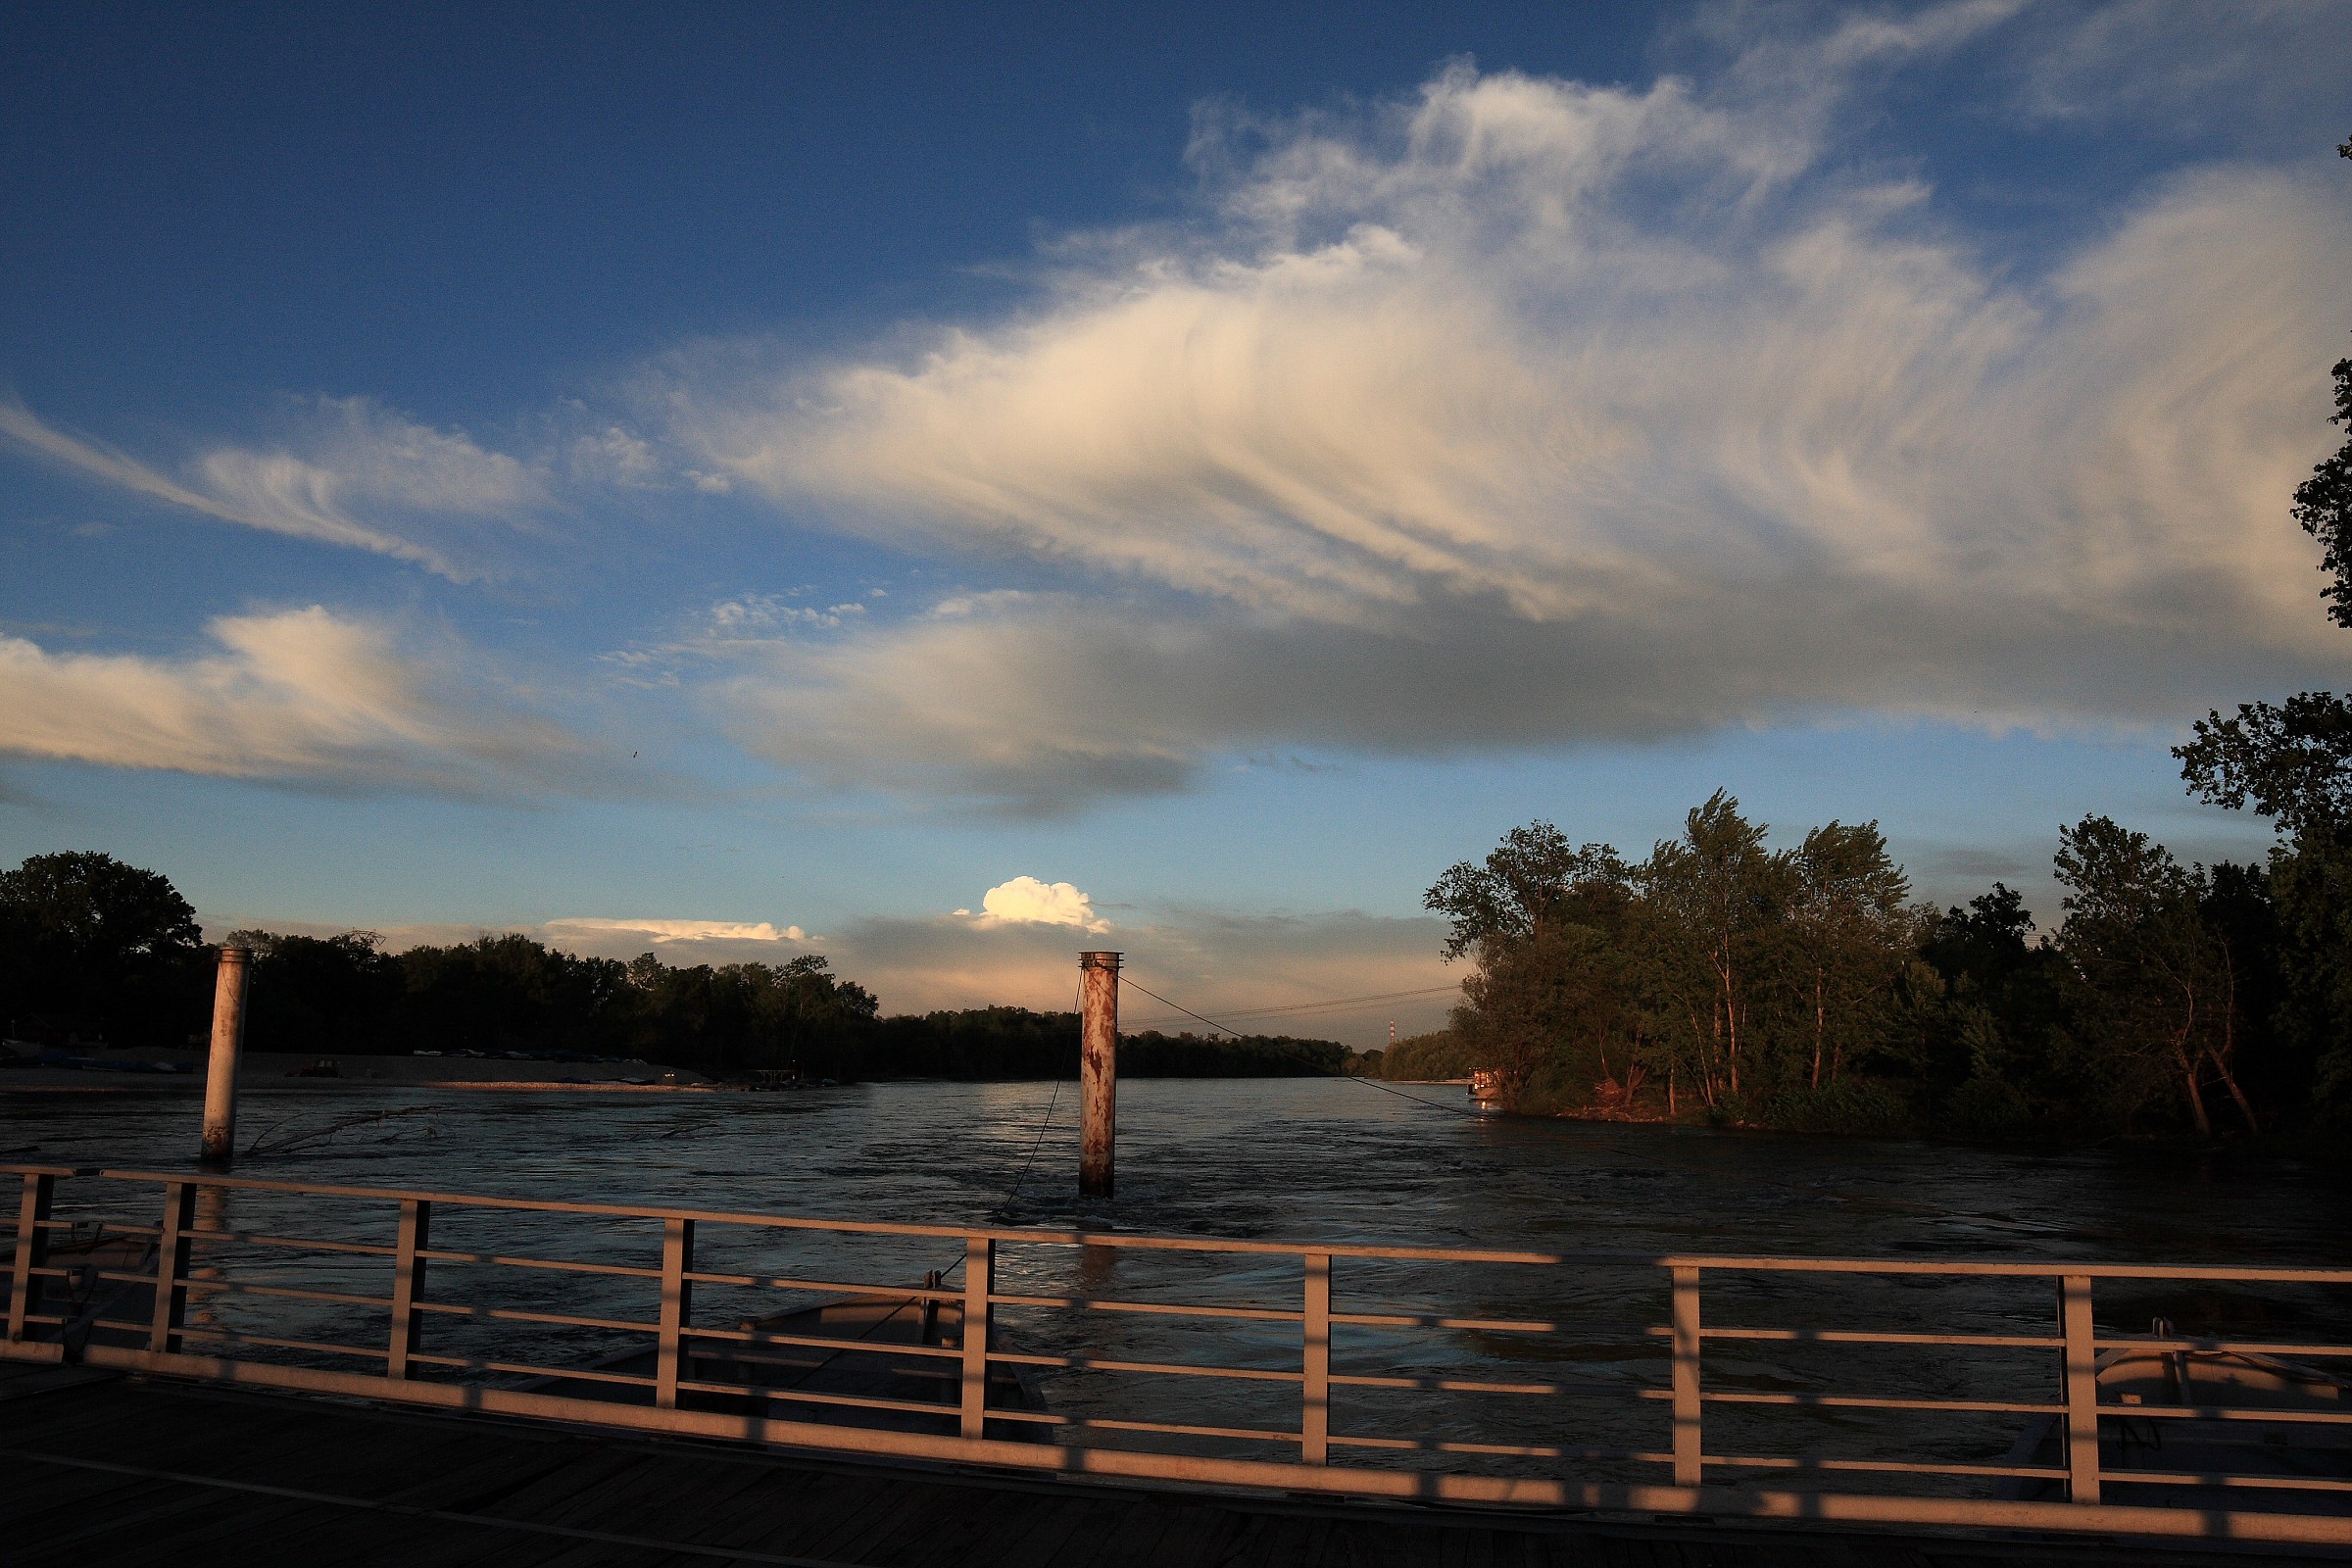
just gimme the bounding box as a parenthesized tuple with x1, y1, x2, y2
(1640, 792, 1789, 1104)
(2052, 816, 2252, 1136)
(2177, 690, 2352, 836)
(1424, 823, 1631, 961)
(1787, 821, 1914, 1089)
(0, 851, 207, 1047)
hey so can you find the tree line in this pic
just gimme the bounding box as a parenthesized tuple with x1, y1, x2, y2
(0, 858, 1339, 1081)
(1396, 800, 2317, 1139)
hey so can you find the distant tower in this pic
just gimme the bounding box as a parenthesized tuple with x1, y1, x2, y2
(1389, 1018, 1396, 1047)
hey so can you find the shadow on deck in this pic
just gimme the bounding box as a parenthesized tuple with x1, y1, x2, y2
(3, 1364, 2345, 1567)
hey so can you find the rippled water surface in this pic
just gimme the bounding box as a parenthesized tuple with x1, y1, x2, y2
(10, 1080, 2347, 1488)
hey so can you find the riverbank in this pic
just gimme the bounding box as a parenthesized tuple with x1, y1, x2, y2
(0, 1050, 717, 1093)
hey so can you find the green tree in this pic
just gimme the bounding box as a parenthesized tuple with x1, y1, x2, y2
(2052, 816, 2253, 1137)
(1640, 792, 1790, 1105)
(1788, 820, 1916, 1091)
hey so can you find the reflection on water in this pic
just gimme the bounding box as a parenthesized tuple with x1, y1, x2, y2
(9, 1079, 2348, 1488)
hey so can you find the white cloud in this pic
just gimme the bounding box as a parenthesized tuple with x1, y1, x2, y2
(546, 917, 808, 944)
(957, 876, 1110, 934)
(662, 23, 2352, 810)
(0, 608, 591, 795)
(0, 397, 544, 580)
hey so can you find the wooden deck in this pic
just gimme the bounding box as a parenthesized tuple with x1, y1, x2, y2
(1, 1366, 2342, 1566)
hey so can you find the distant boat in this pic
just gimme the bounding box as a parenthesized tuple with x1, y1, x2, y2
(1468, 1069, 1506, 1112)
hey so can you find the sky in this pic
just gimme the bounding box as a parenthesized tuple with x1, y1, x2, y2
(3, 1, 2349, 1044)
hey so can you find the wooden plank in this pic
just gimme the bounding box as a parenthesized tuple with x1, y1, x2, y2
(1137, 1497, 1263, 1568)
(670, 1458, 848, 1551)
(592, 1454, 809, 1550)
(754, 1472, 910, 1559)
(816, 1475, 977, 1565)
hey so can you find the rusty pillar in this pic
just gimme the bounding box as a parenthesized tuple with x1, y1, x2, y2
(1079, 951, 1121, 1199)
(199, 946, 252, 1169)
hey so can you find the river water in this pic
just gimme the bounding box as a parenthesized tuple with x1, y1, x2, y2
(9, 1079, 2348, 1491)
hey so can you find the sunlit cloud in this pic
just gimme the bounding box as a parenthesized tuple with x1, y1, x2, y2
(546, 916, 809, 943)
(0, 396, 544, 581)
(954, 876, 1110, 933)
(0, 608, 593, 796)
(662, 13, 2352, 810)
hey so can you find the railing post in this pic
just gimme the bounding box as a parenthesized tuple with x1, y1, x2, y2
(656, 1216, 695, 1410)
(8, 1171, 56, 1343)
(960, 1234, 995, 1441)
(1671, 1264, 1702, 1488)
(1301, 1251, 1331, 1464)
(387, 1199, 430, 1379)
(150, 1180, 197, 1354)
(2060, 1272, 2100, 1504)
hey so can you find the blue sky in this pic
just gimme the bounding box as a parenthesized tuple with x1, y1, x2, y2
(3, 1, 2348, 1041)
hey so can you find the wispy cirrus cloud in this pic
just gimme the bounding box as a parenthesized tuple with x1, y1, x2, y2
(0, 607, 596, 796)
(0, 396, 545, 580)
(545, 916, 810, 944)
(656, 8, 2352, 813)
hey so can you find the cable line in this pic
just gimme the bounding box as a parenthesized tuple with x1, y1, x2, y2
(1119, 982, 1459, 1028)
(1117, 974, 1493, 1120)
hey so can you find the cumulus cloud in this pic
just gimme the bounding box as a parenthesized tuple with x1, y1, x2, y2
(662, 13, 2352, 810)
(0, 397, 544, 580)
(546, 917, 808, 944)
(0, 608, 592, 795)
(955, 876, 1110, 933)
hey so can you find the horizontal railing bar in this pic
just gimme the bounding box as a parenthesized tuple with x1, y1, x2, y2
(1693, 1327, 2065, 1349)
(2099, 1404, 2352, 1427)
(27, 1167, 2352, 1281)
(418, 1249, 662, 1280)
(405, 1353, 655, 1388)
(674, 1379, 959, 1419)
(412, 1301, 657, 1335)
(79, 1169, 1564, 1262)
(188, 1231, 396, 1258)
(49, 1223, 161, 1240)
(178, 1279, 394, 1311)
(1328, 1434, 1670, 1462)
(2110, 1471, 2352, 1494)
(2097, 1337, 2352, 1358)
(987, 1350, 1302, 1383)
(1703, 1391, 2065, 1415)
(991, 1292, 1301, 1323)
(1656, 1255, 2352, 1284)
(173, 1325, 389, 1361)
(1331, 1372, 1640, 1396)
(684, 1271, 955, 1298)
(679, 1324, 963, 1360)
(1708, 1454, 2071, 1481)
(1064, 1415, 1300, 1445)
(1332, 1312, 1557, 1333)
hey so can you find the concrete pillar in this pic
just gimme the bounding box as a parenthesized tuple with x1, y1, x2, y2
(199, 947, 252, 1168)
(1078, 951, 1120, 1200)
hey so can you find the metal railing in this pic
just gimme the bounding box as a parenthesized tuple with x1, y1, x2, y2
(6, 1162, 2351, 1546)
